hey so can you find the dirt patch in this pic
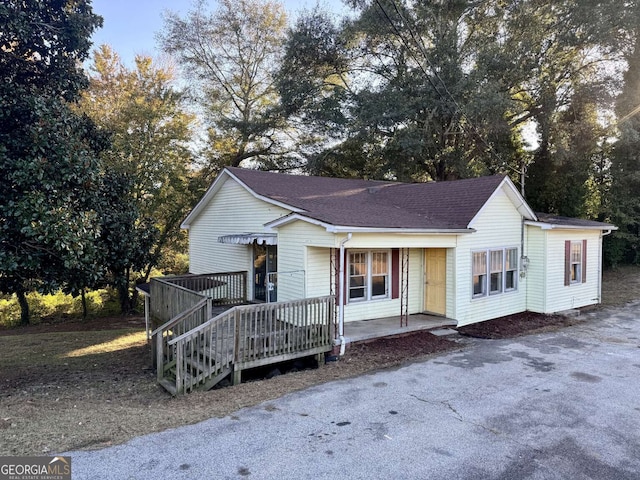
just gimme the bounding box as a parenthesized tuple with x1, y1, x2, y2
(0, 315, 146, 336)
(600, 265, 640, 307)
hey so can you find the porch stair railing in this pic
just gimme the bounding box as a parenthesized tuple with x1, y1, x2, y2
(153, 295, 335, 395)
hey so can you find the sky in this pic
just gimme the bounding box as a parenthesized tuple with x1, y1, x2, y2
(89, 0, 346, 67)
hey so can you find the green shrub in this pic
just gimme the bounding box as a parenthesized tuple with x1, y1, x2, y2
(0, 288, 123, 327)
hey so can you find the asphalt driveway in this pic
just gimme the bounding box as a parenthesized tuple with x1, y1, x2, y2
(66, 301, 640, 479)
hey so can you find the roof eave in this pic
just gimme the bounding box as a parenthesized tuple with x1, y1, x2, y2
(468, 176, 537, 228)
(525, 220, 618, 231)
(265, 213, 475, 234)
(327, 226, 476, 234)
(181, 168, 303, 229)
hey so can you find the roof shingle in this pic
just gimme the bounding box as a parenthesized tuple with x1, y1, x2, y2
(227, 167, 506, 230)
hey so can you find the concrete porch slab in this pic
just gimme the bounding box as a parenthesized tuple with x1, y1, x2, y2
(338, 313, 457, 345)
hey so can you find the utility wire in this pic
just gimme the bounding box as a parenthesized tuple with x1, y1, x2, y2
(373, 0, 527, 186)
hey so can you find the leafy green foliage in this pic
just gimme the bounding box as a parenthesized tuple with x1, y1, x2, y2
(0, 0, 103, 324)
(0, 289, 121, 328)
(278, 1, 530, 182)
(80, 46, 199, 312)
(607, 21, 640, 266)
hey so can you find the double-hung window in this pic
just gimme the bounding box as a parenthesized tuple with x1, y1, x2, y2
(472, 247, 518, 298)
(565, 240, 586, 286)
(570, 242, 582, 284)
(505, 248, 518, 291)
(472, 251, 487, 297)
(348, 250, 390, 302)
(489, 250, 503, 294)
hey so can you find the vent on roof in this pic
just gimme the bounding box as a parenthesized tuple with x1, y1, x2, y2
(367, 186, 384, 194)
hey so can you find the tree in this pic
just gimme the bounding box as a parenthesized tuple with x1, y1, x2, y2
(279, 1, 528, 182)
(80, 46, 198, 313)
(607, 11, 640, 266)
(0, 0, 103, 324)
(502, 1, 619, 213)
(160, 0, 292, 177)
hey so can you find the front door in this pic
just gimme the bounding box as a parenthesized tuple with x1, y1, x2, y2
(425, 248, 446, 315)
(254, 244, 277, 302)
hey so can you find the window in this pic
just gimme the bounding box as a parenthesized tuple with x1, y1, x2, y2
(472, 251, 487, 297)
(570, 242, 582, 284)
(489, 250, 503, 294)
(348, 250, 389, 302)
(348, 252, 367, 300)
(472, 247, 518, 298)
(505, 248, 518, 291)
(565, 240, 586, 286)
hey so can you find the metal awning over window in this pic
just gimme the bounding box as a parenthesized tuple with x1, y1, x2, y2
(217, 233, 277, 245)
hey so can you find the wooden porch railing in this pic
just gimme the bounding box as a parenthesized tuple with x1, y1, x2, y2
(151, 297, 210, 376)
(150, 272, 247, 326)
(159, 295, 335, 395)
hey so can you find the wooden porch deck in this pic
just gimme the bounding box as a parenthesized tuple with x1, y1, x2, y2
(153, 294, 335, 395)
(342, 313, 457, 345)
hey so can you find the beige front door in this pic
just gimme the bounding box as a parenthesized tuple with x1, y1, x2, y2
(425, 248, 446, 315)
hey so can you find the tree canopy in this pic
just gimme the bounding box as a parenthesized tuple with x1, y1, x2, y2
(0, 0, 104, 324)
(160, 0, 293, 178)
(80, 46, 199, 312)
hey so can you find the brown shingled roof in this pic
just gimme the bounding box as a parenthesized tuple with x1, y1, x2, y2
(227, 167, 507, 230)
(534, 213, 616, 230)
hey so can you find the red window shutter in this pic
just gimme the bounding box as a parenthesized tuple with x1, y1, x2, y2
(582, 239, 587, 283)
(564, 240, 571, 286)
(392, 249, 400, 299)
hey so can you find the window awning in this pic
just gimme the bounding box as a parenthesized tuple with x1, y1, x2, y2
(217, 233, 277, 245)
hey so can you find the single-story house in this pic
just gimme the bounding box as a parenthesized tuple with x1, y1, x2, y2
(180, 167, 616, 341)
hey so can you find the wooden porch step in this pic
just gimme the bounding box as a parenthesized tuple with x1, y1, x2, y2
(158, 378, 177, 395)
(199, 366, 233, 391)
(184, 357, 233, 390)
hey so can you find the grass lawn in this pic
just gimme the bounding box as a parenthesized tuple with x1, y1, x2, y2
(1, 265, 638, 455)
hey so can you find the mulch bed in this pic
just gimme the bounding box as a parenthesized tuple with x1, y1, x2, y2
(346, 330, 460, 360)
(456, 311, 582, 339)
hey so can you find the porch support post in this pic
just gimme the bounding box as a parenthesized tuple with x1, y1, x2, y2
(144, 295, 151, 340)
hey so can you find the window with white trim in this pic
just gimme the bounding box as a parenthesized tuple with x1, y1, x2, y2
(570, 241, 582, 284)
(472, 251, 487, 297)
(472, 247, 518, 298)
(348, 250, 390, 302)
(505, 248, 518, 291)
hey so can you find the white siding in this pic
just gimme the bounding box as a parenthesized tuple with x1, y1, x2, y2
(542, 230, 602, 312)
(187, 178, 289, 295)
(276, 222, 335, 301)
(346, 233, 458, 249)
(525, 226, 547, 313)
(455, 188, 528, 327)
(446, 248, 456, 319)
(408, 248, 425, 315)
(306, 247, 333, 298)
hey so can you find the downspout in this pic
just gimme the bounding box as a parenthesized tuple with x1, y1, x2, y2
(598, 229, 613, 303)
(338, 233, 353, 356)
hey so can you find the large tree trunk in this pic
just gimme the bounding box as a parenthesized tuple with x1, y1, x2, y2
(118, 267, 133, 314)
(16, 288, 29, 326)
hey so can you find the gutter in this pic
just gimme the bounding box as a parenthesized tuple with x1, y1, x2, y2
(338, 233, 352, 356)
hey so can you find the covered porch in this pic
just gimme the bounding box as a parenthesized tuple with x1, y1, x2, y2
(341, 313, 457, 345)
